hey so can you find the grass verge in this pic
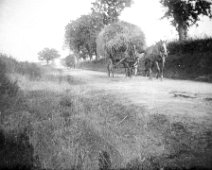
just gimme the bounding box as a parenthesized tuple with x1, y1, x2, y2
(1, 66, 212, 170)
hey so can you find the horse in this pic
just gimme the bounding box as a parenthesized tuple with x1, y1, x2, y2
(134, 50, 145, 76)
(107, 47, 144, 78)
(122, 56, 142, 77)
(107, 49, 130, 77)
(143, 40, 168, 80)
(107, 56, 129, 77)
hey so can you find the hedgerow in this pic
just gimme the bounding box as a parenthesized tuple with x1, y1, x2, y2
(167, 37, 212, 54)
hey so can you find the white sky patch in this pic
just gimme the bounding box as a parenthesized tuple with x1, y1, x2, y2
(0, 0, 212, 62)
(0, 0, 92, 62)
(120, 0, 177, 45)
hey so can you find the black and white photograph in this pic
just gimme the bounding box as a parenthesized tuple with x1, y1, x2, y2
(0, 0, 212, 169)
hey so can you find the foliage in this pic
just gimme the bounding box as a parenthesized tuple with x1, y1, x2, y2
(167, 37, 212, 54)
(64, 54, 76, 68)
(16, 62, 42, 80)
(0, 54, 19, 73)
(65, 1, 133, 60)
(0, 57, 19, 118)
(91, 0, 133, 25)
(96, 21, 146, 60)
(0, 54, 42, 80)
(163, 37, 212, 81)
(65, 13, 104, 60)
(38, 48, 60, 64)
(160, 0, 212, 40)
(0, 57, 36, 169)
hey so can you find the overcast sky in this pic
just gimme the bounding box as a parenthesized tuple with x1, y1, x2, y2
(0, 0, 212, 62)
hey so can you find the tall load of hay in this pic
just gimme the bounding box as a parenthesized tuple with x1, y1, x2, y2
(96, 21, 146, 61)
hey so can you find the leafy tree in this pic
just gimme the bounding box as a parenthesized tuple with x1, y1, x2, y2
(64, 54, 76, 68)
(160, 0, 212, 41)
(65, 13, 104, 60)
(38, 48, 60, 64)
(91, 0, 133, 25)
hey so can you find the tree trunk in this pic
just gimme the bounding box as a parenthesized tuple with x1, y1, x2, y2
(178, 24, 187, 41)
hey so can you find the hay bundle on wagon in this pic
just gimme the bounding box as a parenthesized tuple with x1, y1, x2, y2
(96, 21, 146, 77)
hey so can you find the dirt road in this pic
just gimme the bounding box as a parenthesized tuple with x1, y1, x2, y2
(65, 69, 212, 120)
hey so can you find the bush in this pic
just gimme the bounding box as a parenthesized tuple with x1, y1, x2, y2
(64, 54, 76, 68)
(0, 57, 33, 169)
(0, 53, 42, 80)
(163, 38, 212, 81)
(167, 37, 212, 55)
(16, 61, 42, 80)
(0, 58, 19, 118)
(0, 54, 19, 73)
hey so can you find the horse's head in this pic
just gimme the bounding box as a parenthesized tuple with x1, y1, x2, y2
(158, 40, 168, 57)
(133, 45, 145, 59)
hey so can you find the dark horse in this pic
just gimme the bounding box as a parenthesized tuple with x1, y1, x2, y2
(107, 45, 145, 78)
(107, 52, 142, 77)
(144, 40, 168, 80)
(107, 55, 130, 77)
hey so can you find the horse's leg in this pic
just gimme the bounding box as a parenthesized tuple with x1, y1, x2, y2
(123, 62, 129, 77)
(128, 67, 132, 77)
(149, 67, 152, 79)
(107, 58, 114, 78)
(107, 65, 110, 77)
(161, 57, 165, 80)
(144, 67, 148, 77)
(126, 67, 129, 77)
(155, 61, 160, 79)
(134, 66, 138, 76)
(149, 68, 152, 79)
(126, 68, 129, 77)
(161, 66, 164, 80)
(125, 67, 128, 77)
(108, 63, 113, 77)
(112, 65, 114, 78)
(127, 65, 132, 77)
(144, 60, 149, 77)
(107, 64, 110, 77)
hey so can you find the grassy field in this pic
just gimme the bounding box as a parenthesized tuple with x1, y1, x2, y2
(0, 63, 212, 170)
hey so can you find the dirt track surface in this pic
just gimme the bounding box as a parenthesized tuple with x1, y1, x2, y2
(65, 69, 212, 120)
